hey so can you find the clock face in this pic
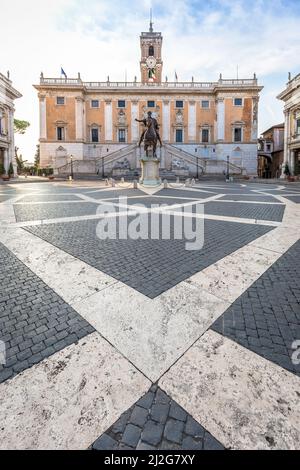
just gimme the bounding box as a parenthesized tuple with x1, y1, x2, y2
(146, 56, 156, 68)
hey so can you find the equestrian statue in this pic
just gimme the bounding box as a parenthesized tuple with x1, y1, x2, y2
(135, 111, 162, 158)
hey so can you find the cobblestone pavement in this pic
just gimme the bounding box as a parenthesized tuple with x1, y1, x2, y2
(212, 239, 300, 376)
(155, 189, 210, 199)
(87, 189, 146, 199)
(283, 195, 300, 204)
(18, 194, 82, 203)
(13, 202, 101, 222)
(204, 201, 285, 221)
(0, 242, 94, 383)
(0, 180, 299, 450)
(25, 218, 272, 298)
(91, 385, 224, 450)
(219, 194, 280, 202)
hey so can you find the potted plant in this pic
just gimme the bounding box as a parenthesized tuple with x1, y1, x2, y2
(8, 163, 14, 179)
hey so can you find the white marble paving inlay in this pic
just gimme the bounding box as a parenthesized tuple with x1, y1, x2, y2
(159, 330, 300, 450)
(0, 332, 150, 450)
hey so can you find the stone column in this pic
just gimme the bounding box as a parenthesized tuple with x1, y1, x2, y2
(75, 97, 85, 141)
(216, 98, 225, 141)
(39, 94, 47, 140)
(3, 148, 9, 173)
(188, 101, 196, 142)
(281, 109, 290, 178)
(105, 100, 113, 141)
(290, 150, 295, 175)
(131, 100, 139, 143)
(9, 107, 17, 176)
(251, 97, 258, 141)
(162, 100, 170, 142)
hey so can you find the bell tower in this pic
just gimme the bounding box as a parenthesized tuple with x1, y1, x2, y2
(140, 12, 163, 84)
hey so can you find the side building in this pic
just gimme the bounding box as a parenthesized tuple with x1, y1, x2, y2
(0, 72, 22, 176)
(277, 72, 300, 176)
(258, 123, 284, 178)
(34, 24, 263, 178)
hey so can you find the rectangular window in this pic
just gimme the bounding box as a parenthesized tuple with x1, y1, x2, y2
(234, 127, 242, 142)
(202, 129, 209, 143)
(118, 100, 126, 108)
(175, 100, 183, 108)
(201, 100, 209, 108)
(175, 129, 183, 143)
(234, 98, 243, 106)
(91, 128, 99, 142)
(91, 100, 99, 108)
(296, 119, 300, 135)
(266, 143, 271, 151)
(147, 101, 155, 108)
(118, 129, 126, 142)
(56, 97, 65, 105)
(57, 127, 65, 141)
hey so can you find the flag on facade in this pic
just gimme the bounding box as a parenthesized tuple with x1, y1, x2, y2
(175, 71, 178, 81)
(61, 68, 67, 79)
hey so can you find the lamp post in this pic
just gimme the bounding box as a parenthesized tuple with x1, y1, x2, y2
(102, 156, 105, 178)
(196, 156, 199, 179)
(70, 155, 74, 180)
(226, 155, 230, 181)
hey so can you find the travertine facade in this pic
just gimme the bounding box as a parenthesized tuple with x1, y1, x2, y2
(0, 72, 22, 176)
(277, 73, 300, 176)
(34, 24, 263, 176)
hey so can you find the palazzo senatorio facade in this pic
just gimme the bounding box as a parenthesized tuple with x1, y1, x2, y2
(0, 72, 22, 176)
(34, 23, 263, 177)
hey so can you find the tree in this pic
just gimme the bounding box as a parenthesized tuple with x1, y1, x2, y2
(14, 119, 30, 135)
(13, 119, 30, 175)
(34, 144, 40, 170)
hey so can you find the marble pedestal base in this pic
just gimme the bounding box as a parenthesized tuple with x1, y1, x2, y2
(140, 149, 160, 186)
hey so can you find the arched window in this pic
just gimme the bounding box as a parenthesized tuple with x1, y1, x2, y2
(149, 45, 154, 56)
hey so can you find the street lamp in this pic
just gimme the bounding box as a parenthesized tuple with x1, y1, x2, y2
(196, 156, 199, 179)
(226, 155, 230, 181)
(70, 155, 74, 180)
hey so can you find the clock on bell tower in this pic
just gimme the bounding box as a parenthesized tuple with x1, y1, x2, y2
(140, 15, 163, 84)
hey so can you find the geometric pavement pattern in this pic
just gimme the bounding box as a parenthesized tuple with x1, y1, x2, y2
(91, 385, 224, 450)
(212, 238, 300, 376)
(0, 242, 94, 383)
(1, 179, 300, 449)
(25, 217, 273, 298)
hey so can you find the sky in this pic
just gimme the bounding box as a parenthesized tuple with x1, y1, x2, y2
(1, 0, 300, 163)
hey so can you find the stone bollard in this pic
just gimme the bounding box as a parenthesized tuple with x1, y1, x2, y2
(121, 177, 125, 183)
(185, 178, 190, 187)
(163, 179, 168, 189)
(111, 178, 116, 187)
(176, 177, 180, 184)
(133, 180, 138, 189)
(191, 178, 195, 186)
(105, 178, 109, 186)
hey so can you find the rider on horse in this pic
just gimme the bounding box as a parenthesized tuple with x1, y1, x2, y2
(135, 111, 162, 147)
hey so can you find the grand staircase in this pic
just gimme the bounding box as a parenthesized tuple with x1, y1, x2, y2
(56, 143, 244, 178)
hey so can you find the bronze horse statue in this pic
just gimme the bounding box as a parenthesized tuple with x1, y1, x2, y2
(135, 112, 162, 158)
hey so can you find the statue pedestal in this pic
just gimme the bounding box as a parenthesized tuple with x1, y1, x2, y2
(139, 148, 160, 186)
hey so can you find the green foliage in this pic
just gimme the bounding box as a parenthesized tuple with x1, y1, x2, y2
(14, 119, 30, 135)
(0, 163, 5, 175)
(8, 163, 14, 176)
(34, 144, 40, 169)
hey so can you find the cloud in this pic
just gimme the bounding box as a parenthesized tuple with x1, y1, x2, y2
(0, 0, 299, 160)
